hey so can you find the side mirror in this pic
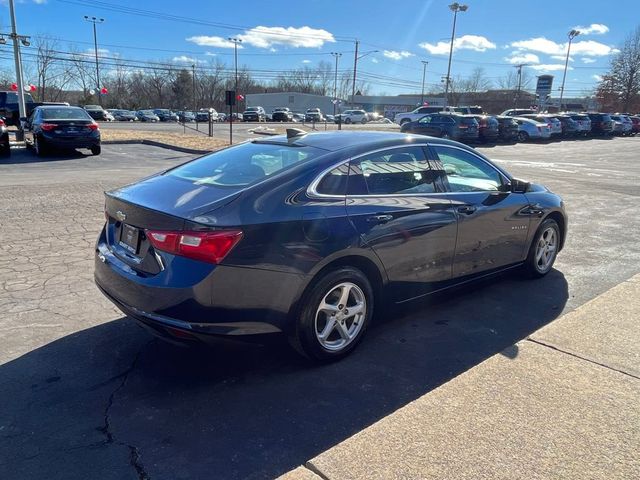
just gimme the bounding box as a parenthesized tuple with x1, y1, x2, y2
(509, 178, 530, 193)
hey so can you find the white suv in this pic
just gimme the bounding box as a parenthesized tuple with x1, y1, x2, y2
(335, 109, 368, 124)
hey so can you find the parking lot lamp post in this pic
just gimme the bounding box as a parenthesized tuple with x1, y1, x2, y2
(7, 0, 29, 140)
(420, 60, 429, 105)
(559, 29, 580, 111)
(352, 42, 378, 105)
(228, 37, 242, 120)
(444, 2, 467, 107)
(84, 16, 104, 105)
(331, 52, 342, 116)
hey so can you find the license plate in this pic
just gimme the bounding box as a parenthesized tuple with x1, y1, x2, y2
(119, 224, 140, 254)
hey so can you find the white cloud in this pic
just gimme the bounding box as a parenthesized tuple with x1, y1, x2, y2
(187, 36, 242, 49)
(581, 57, 597, 64)
(505, 52, 540, 64)
(529, 64, 573, 72)
(550, 55, 572, 62)
(573, 23, 609, 35)
(382, 50, 414, 60)
(269, 47, 277, 52)
(81, 48, 111, 59)
(592, 74, 603, 81)
(205, 52, 217, 56)
(302, 59, 311, 64)
(419, 35, 496, 55)
(240, 26, 335, 48)
(510, 37, 617, 57)
(172, 55, 205, 64)
(371, 57, 379, 64)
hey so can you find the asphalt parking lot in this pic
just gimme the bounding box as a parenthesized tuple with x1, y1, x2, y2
(0, 137, 639, 480)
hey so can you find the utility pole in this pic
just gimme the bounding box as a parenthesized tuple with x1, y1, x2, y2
(191, 63, 196, 111)
(228, 37, 242, 121)
(559, 29, 580, 112)
(84, 16, 104, 105)
(514, 63, 525, 109)
(7, 0, 29, 139)
(420, 61, 429, 105)
(444, 2, 468, 107)
(351, 40, 359, 106)
(331, 52, 342, 117)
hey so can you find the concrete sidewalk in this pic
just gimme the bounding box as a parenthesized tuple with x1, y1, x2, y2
(280, 274, 640, 480)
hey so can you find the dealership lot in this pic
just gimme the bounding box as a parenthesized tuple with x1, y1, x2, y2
(0, 138, 639, 479)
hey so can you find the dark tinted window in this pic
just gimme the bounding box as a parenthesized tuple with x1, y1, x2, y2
(316, 164, 349, 195)
(433, 146, 503, 192)
(41, 107, 92, 120)
(347, 146, 436, 195)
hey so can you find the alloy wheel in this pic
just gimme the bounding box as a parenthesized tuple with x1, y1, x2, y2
(535, 227, 557, 273)
(314, 282, 366, 352)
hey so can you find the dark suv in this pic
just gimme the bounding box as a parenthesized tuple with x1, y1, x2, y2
(465, 114, 499, 143)
(400, 113, 479, 142)
(586, 113, 614, 135)
(495, 116, 519, 142)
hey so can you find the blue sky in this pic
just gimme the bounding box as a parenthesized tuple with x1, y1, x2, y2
(2, 0, 635, 96)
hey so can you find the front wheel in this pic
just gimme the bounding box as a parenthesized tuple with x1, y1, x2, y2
(522, 218, 560, 278)
(345, 118, 352, 124)
(518, 131, 529, 142)
(289, 267, 374, 362)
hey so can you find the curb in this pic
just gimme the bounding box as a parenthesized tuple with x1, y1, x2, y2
(102, 139, 212, 154)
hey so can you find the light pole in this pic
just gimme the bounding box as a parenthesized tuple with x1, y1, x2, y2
(228, 37, 242, 120)
(513, 63, 526, 109)
(3, 0, 30, 139)
(444, 2, 467, 107)
(331, 52, 342, 116)
(84, 16, 104, 104)
(191, 63, 196, 112)
(559, 29, 580, 111)
(420, 60, 429, 105)
(351, 40, 377, 105)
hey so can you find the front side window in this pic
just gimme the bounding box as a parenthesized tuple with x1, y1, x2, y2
(347, 146, 437, 195)
(418, 115, 432, 123)
(433, 146, 503, 192)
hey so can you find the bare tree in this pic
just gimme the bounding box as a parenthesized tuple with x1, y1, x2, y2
(599, 25, 640, 112)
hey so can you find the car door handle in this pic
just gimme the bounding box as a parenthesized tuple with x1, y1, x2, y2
(457, 205, 477, 215)
(366, 214, 393, 224)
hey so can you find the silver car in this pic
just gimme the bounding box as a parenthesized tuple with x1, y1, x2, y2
(566, 113, 592, 135)
(522, 115, 562, 137)
(514, 117, 551, 141)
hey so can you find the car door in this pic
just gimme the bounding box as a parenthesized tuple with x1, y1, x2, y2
(344, 145, 458, 299)
(429, 144, 532, 278)
(411, 115, 442, 136)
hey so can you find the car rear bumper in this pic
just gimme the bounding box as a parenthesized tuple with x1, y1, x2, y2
(94, 234, 306, 339)
(41, 132, 100, 148)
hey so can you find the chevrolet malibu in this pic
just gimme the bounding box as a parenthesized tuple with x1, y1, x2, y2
(95, 131, 567, 361)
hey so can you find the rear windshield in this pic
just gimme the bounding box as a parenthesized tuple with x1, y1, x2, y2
(41, 108, 92, 120)
(166, 142, 324, 187)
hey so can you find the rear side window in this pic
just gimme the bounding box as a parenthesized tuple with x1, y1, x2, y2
(167, 142, 323, 187)
(316, 163, 350, 195)
(347, 146, 437, 195)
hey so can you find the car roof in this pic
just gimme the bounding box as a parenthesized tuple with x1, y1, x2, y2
(254, 130, 473, 153)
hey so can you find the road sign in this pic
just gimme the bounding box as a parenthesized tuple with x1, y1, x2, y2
(535, 75, 554, 96)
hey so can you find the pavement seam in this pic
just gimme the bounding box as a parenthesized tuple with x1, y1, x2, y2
(526, 337, 639, 380)
(304, 461, 332, 480)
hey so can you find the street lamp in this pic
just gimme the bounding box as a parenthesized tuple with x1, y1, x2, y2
(331, 52, 342, 116)
(559, 29, 580, 111)
(444, 2, 467, 107)
(420, 61, 429, 105)
(228, 37, 242, 120)
(351, 40, 378, 103)
(84, 16, 104, 104)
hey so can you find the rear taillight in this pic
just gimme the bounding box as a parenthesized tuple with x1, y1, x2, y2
(146, 229, 243, 264)
(88, 123, 99, 131)
(41, 123, 58, 131)
(458, 125, 468, 129)
(0, 119, 5, 126)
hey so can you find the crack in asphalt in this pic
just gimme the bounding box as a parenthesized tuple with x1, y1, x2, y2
(99, 340, 153, 480)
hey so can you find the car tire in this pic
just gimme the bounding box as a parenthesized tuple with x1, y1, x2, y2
(345, 118, 352, 124)
(34, 136, 47, 157)
(522, 218, 560, 278)
(0, 142, 10, 157)
(400, 119, 410, 126)
(289, 267, 374, 362)
(91, 145, 101, 156)
(518, 131, 529, 142)
(361, 118, 367, 124)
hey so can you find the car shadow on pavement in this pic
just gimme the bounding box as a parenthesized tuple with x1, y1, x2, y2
(0, 269, 568, 480)
(2, 148, 90, 165)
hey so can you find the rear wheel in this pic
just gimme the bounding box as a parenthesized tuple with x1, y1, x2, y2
(34, 136, 48, 157)
(522, 218, 560, 277)
(0, 142, 10, 157)
(289, 267, 373, 362)
(91, 144, 101, 156)
(361, 118, 367, 124)
(345, 118, 352, 124)
(518, 131, 529, 142)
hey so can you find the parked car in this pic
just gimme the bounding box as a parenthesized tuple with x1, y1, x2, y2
(195, 110, 210, 122)
(272, 107, 293, 122)
(466, 114, 499, 143)
(609, 115, 627, 135)
(136, 110, 160, 122)
(366, 111, 383, 121)
(0, 91, 37, 126)
(305, 108, 324, 122)
(84, 105, 110, 121)
(177, 111, 196, 123)
(629, 116, 640, 135)
(521, 115, 562, 138)
(553, 115, 579, 137)
(243, 106, 266, 122)
(0, 117, 10, 156)
(394, 106, 444, 125)
(500, 108, 536, 117)
(153, 109, 179, 122)
(586, 113, 614, 136)
(565, 113, 591, 136)
(495, 116, 519, 143)
(94, 130, 567, 361)
(513, 117, 551, 141)
(108, 109, 137, 122)
(24, 105, 101, 156)
(335, 110, 368, 124)
(617, 114, 634, 135)
(292, 113, 305, 122)
(400, 113, 479, 142)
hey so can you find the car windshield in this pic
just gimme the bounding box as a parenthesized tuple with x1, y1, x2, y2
(141, 110, 154, 114)
(246, 107, 259, 111)
(166, 142, 325, 187)
(41, 108, 92, 120)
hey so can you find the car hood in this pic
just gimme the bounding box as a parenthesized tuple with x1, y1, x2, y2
(107, 173, 243, 223)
